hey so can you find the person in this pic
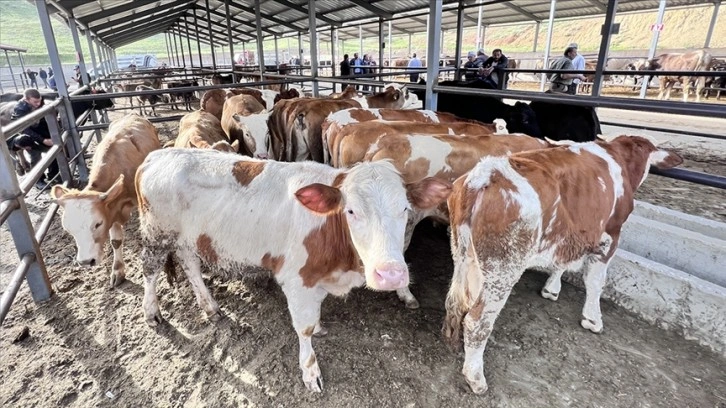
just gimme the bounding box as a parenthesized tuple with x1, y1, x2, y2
(6, 88, 59, 189)
(339, 54, 351, 91)
(547, 46, 586, 94)
(568, 43, 585, 94)
(361, 54, 371, 91)
(48, 75, 58, 91)
(71, 65, 91, 87)
(47, 67, 54, 78)
(462, 50, 488, 81)
(407, 53, 422, 82)
(38, 67, 48, 88)
(350, 52, 362, 89)
(26, 68, 38, 88)
(479, 48, 510, 89)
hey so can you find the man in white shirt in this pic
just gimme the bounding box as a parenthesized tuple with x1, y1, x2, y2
(568, 43, 585, 94)
(407, 53, 422, 82)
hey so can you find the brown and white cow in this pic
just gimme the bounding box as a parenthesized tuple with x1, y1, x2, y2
(200, 88, 300, 120)
(442, 135, 682, 394)
(220, 94, 268, 158)
(348, 83, 419, 109)
(645, 49, 713, 102)
(359, 131, 547, 308)
(330, 120, 502, 168)
(135, 85, 168, 117)
(173, 110, 239, 153)
(321, 108, 488, 164)
(136, 149, 451, 392)
(51, 113, 161, 287)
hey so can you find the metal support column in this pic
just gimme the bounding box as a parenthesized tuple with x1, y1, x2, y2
(172, 30, 180, 66)
(178, 31, 187, 67)
(331, 28, 337, 80)
(4, 50, 19, 92)
(476, 5, 483, 50)
(540, 0, 557, 91)
(35, 0, 89, 182)
(205, 0, 217, 70)
(0, 130, 53, 314)
(255, 0, 265, 75)
(96, 41, 106, 77)
(408, 34, 412, 57)
(308, 0, 319, 96)
(274, 35, 279, 66)
(640, 0, 666, 98)
(454, 1, 465, 80)
(85, 31, 98, 80)
(388, 20, 392, 66)
(424, 0, 442, 110)
(224, 0, 236, 80)
(591, 0, 618, 96)
(297, 32, 303, 69)
(17, 52, 28, 88)
(704, 1, 720, 49)
(184, 19, 194, 68)
(359, 25, 363, 55)
(69, 14, 89, 83)
(193, 12, 204, 67)
(165, 32, 172, 64)
(378, 18, 384, 83)
(533, 21, 541, 52)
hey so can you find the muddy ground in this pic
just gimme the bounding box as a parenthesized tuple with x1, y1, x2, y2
(1, 96, 725, 408)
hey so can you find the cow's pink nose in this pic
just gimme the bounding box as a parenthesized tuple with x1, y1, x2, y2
(374, 263, 409, 290)
(256, 153, 269, 159)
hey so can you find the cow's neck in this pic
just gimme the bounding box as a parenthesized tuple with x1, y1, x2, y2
(299, 211, 362, 288)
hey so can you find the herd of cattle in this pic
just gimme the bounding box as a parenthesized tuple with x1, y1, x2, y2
(40, 81, 684, 394)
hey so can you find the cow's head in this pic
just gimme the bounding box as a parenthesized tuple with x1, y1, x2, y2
(51, 175, 132, 267)
(295, 161, 451, 290)
(232, 113, 269, 159)
(367, 83, 419, 109)
(506, 102, 542, 138)
(602, 135, 683, 188)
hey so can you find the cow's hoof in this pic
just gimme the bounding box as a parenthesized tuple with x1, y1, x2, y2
(465, 374, 488, 395)
(304, 376, 323, 393)
(207, 310, 223, 322)
(145, 311, 163, 327)
(313, 324, 328, 337)
(541, 288, 559, 301)
(404, 298, 420, 309)
(581, 317, 603, 333)
(110, 273, 126, 288)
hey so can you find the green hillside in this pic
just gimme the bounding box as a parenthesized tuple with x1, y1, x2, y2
(1, 0, 724, 66)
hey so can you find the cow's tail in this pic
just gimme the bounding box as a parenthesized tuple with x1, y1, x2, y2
(320, 119, 333, 164)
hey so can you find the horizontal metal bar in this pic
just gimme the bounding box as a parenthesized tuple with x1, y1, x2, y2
(78, 114, 186, 131)
(18, 145, 62, 195)
(0, 253, 36, 325)
(0, 197, 21, 226)
(426, 85, 726, 118)
(1, 99, 62, 137)
(35, 202, 60, 244)
(601, 121, 726, 140)
(650, 167, 726, 189)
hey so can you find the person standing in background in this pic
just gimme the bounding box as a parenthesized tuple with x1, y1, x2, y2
(339, 54, 351, 91)
(38, 67, 48, 88)
(25, 68, 38, 88)
(568, 43, 585, 94)
(407, 53, 422, 82)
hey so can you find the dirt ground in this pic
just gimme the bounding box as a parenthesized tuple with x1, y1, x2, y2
(1, 94, 725, 408)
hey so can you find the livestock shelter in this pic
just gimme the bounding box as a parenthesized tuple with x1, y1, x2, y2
(1, 0, 726, 405)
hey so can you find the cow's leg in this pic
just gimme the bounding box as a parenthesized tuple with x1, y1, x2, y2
(281, 282, 327, 392)
(141, 245, 167, 327)
(580, 257, 612, 333)
(109, 222, 126, 287)
(177, 248, 222, 321)
(541, 268, 565, 301)
(461, 266, 523, 394)
(682, 80, 692, 102)
(151, 105, 157, 117)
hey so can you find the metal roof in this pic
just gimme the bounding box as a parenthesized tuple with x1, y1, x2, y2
(37, 0, 720, 49)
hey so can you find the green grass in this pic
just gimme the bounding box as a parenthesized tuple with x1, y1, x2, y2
(2, 0, 724, 67)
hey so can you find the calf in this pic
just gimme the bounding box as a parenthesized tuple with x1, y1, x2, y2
(135, 85, 167, 116)
(166, 80, 198, 111)
(220, 94, 268, 158)
(51, 113, 161, 286)
(443, 135, 682, 394)
(174, 110, 239, 153)
(136, 150, 451, 392)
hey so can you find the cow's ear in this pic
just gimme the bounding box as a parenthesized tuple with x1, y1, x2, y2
(50, 185, 69, 202)
(407, 177, 452, 210)
(651, 149, 683, 169)
(295, 183, 342, 215)
(99, 175, 125, 203)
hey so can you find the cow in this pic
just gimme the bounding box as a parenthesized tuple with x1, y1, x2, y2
(211, 73, 235, 85)
(338, 83, 419, 109)
(172, 110, 239, 153)
(704, 58, 726, 100)
(166, 80, 198, 111)
(412, 79, 541, 137)
(135, 85, 168, 116)
(442, 135, 683, 394)
(328, 120, 502, 168)
(112, 77, 162, 107)
(220, 94, 268, 158)
(506, 59, 519, 84)
(321, 107, 491, 164)
(578, 59, 598, 94)
(624, 58, 651, 90)
(200, 88, 300, 120)
(50, 113, 161, 287)
(135, 149, 452, 392)
(644, 49, 713, 102)
(528, 101, 602, 143)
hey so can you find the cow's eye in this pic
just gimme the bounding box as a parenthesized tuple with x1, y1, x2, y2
(94, 222, 102, 229)
(347, 209, 354, 215)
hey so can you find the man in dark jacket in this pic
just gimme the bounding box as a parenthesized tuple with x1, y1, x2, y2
(6, 88, 59, 189)
(38, 67, 48, 88)
(479, 49, 510, 89)
(339, 54, 351, 91)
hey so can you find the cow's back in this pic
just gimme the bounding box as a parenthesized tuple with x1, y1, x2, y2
(137, 149, 338, 271)
(175, 110, 229, 149)
(89, 113, 160, 197)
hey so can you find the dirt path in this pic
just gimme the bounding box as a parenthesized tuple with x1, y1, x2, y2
(1, 101, 725, 407)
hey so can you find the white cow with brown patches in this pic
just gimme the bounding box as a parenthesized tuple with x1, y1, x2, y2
(51, 113, 161, 286)
(442, 135, 682, 394)
(135, 148, 451, 392)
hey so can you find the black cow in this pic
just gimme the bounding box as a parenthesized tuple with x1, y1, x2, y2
(413, 79, 600, 142)
(413, 79, 542, 137)
(166, 80, 198, 111)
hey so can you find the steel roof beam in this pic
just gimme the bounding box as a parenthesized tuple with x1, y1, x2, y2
(199, 7, 278, 36)
(170, 26, 251, 44)
(344, 0, 393, 19)
(97, 9, 190, 37)
(227, 0, 303, 32)
(175, 19, 254, 42)
(79, 0, 162, 24)
(267, 0, 342, 27)
(106, 24, 175, 48)
(584, 0, 607, 12)
(91, 0, 194, 32)
(501, 2, 541, 21)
